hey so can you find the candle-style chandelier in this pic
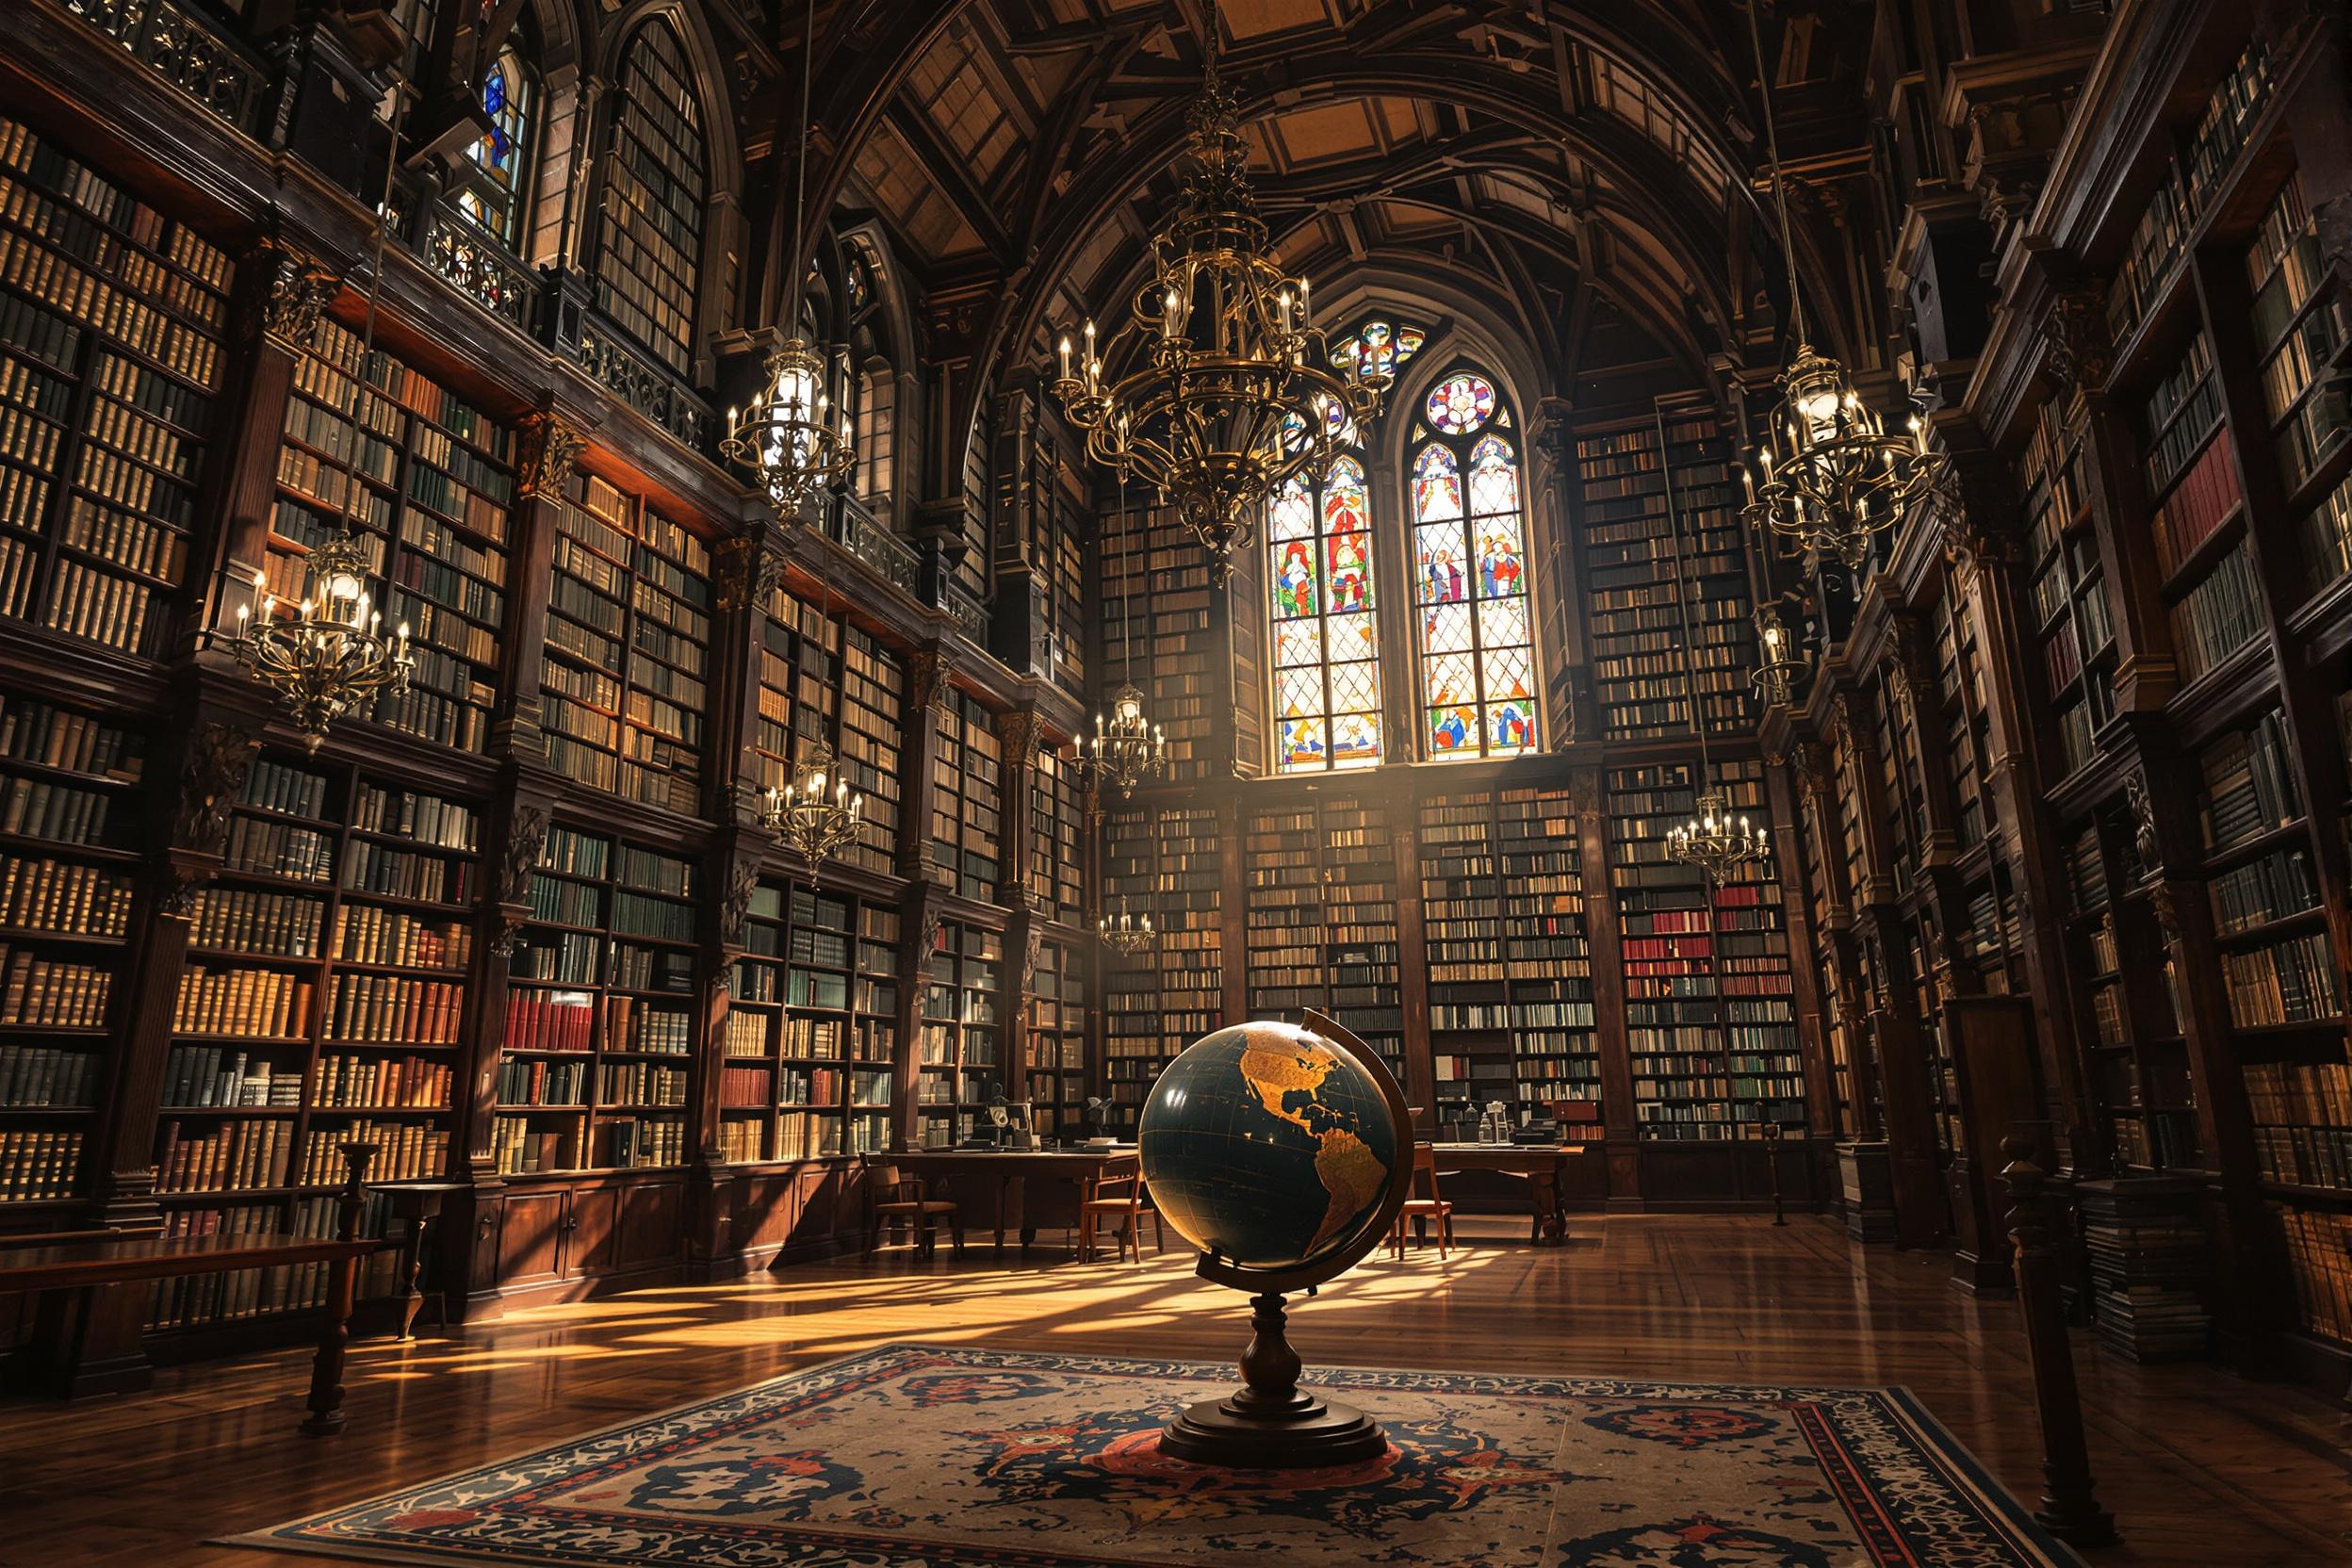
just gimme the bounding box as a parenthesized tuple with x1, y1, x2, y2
(1051, 11, 1385, 575)
(1078, 681, 1167, 800)
(1738, 0, 1940, 575)
(762, 740, 862, 884)
(230, 532, 414, 753)
(721, 0, 852, 516)
(1075, 471, 1167, 801)
(1668, 787, 1771, 884)
(227, 91, 413, 750)
(1750, 603, 1810, 708)
(1097, 895, 1157, 955)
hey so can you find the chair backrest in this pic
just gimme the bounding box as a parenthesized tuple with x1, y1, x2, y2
(1088, 1152, 1141, 1200)
(863, 1161, 917, 1204)
(1411, 1142, 1444, 1201)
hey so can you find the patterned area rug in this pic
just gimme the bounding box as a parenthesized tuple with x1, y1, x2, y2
(228, 1343, 2081, 1568)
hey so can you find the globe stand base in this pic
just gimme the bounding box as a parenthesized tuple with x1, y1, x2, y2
(1156, 1290, 1388, 1470)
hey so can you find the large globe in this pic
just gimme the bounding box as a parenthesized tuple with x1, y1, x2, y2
(1138, 1020, 1403, 1274)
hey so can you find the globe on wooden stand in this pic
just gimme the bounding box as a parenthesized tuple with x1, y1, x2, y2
(1138, 1009, 1414, 1468)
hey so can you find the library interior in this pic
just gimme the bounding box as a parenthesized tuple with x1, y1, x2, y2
(0, 0, 2347, 1563)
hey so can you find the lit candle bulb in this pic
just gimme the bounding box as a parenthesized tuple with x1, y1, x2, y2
(1058, 335, 1072, 380)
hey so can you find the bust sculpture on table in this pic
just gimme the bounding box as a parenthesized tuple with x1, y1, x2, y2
(1137, 1010, 1413, 1467)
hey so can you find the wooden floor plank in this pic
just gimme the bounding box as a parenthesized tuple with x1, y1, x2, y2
(0, 1215, 2344, 1567)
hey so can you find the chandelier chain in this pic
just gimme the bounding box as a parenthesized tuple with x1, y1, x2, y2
(1745, 0, 1806, 350)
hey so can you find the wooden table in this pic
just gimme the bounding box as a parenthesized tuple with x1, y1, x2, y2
(889, 1148, 1135, 1253)
(370, 1180, 467, 1338)
(1428, 1143, 1592, 1245)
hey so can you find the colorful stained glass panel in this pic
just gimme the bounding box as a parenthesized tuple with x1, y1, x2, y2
(1327, 612, 1379, 663)
(1413, 445, 1462, 521)
(1416, 524, 1468, 604)
(1475, 515, 1526, 598)
(1268, 448, 1382, 773)
(1331, 712, 1381, 765)
(1271, 537, 1319, 619)
(1467, 434, 1518, 515)
(1279, 666, 1324, 717)
(1487, 699, 1537, 752)
(1275, 619, 1321, 666)
(1426, 373, 1495, 433)
(1281, 717, 1327, 768)
(1428, 704, 1478, 753)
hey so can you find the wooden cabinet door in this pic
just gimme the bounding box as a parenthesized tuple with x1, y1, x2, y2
(498, 1189, 567, 1289)
(564, 1186, 621, 1279)
(616, 1181, 683, 1271)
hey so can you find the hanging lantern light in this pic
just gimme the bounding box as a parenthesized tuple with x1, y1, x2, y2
(229, 533, 414, 753)
(1750, 603, 1810, 708)
(721, 0, 852, 517)
(1738, 1, 1941, 575)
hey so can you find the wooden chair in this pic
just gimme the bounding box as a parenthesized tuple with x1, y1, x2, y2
(863, 1163, 961, 1258)
(1077, 1153, 1164, 1263)
(1388, 1143, 1455, 1259)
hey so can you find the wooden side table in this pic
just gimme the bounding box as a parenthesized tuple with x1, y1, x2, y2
(370, 1182, 467, 1338)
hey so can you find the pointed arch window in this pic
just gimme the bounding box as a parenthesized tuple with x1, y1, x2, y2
(1411, 367, 1539, 759)
(1271, 452, 1383, 772)
(595, 20, 708, 378)
(454, 43, 536, 250)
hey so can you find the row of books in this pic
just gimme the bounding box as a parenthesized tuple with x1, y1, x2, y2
(2220, 931, 2344, 1027)
(0, 1127, 80, 1200)
(2081, 1179, 2212, 1362)
(143, 1197, 401, 1331)
(2273, 1202, 2352, 1346)
(162, 1047, 302, 1108)
(0, 944, 110, 1026)
(599, 1061, 688, 1106)
(0, 1042, 98, 1106)
(497, 1056, 587, 1107)
(0, 851, 132, 934)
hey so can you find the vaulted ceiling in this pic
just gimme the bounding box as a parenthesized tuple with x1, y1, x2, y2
(779, 1, 1878, 408)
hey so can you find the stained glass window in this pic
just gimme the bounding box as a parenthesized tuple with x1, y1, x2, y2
(455, 47, 535, 249)
(1328, 316, 1428, 382)
(1412, 363, 1539, 758)
(1271, 453, 1382, 773)
(595, 21, 709, 377)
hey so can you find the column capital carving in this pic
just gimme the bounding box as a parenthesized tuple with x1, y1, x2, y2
(517, 411, 592, 499)
(714, 535, 788, 612)
(248, 239, 343, 353)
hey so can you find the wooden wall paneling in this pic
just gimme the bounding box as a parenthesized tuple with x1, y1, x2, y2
(1217, 789, 1248, 1024)
(1943, 994, 2039, 1292)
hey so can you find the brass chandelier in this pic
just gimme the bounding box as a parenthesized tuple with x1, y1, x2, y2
(228, 90, 413, 751)
(1738, 0, 1940, 575)
(1097, 895, 1157, 955)
(763, 740, 862, 884)
(1052, 27, 1385, 576)
(1667, 786, 1771, 884)
(230, 533, 414, 753)
(1077, 681, 1167, 800)
(722, 0, 852, 516)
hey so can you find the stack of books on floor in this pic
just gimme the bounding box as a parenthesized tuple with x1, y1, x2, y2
(2077, 1176, 2212, 1362)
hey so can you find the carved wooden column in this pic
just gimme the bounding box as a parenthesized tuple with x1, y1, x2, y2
(1573, 765, 1638, 1205)
(892, 648, 955, 1150)
(1530, 398, 1598, 744)
(1391, 776, 1434, 1134)
(893, 888, 945, 1152)
(994, 706, 1046, 1103)
(492, 407, 589, 762)
(449, 782, 556, 1321)
(90, 696, 268, 1231)
(688, 828, 766, 1276)
(1761, 747, 1834, 1195)
(1794, 740, 1872, 1136)
(1939, 452, 2097, 1165)
(190, 240, 341, 648)
(711, 528, 789, 823)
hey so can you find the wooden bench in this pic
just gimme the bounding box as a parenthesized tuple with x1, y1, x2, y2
(0, 1142, 383, 1433)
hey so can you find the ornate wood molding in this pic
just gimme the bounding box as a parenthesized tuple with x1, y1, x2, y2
(715, 536, 789, 612)
(2039, 288, 2114, 404)
(516, 412, 591, 500)
(490, 803, 552, 956)
(159, 720, 264, 915)
(249, 239, 341, 353)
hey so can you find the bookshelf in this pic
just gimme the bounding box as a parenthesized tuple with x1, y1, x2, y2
(542, 472, 710, 813)
(0, 686, 144, 1217)
(498, 826, 698, 1174)
(274, 318, 512, 753)
(1576, 407, 1756, 742)
(927, 690, 1002, 901)
(720, 882, 895, 1163)
(1028, 743, 1083, 924)
(1417, 785, 1601, 1140)
(758, 591, 906, 878)
(1102, 805, 1221, 1125)
(0, 113, 230, 661)
(918, 918, 1002, 1148)
(154, 750, 474, 1326)
(1025, 938, 1086, 1136)
(2021, 401, 2115, 778)
(1609, 760, 1805, 1141)
(1101, 503, 1222, 780)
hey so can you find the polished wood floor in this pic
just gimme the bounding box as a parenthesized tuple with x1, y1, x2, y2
(2, 1214, 2344, 1566)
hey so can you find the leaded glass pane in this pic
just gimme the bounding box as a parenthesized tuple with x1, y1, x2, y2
(1426, 373, 1495, 433)
(1467, 433, 1518, 515)
(1423, 600, 1474, 653)
(1267, 447, 1381, 772)
(1475, 514, 1526, 597)
(1488, 697, 1537, 752)
(1416, 524, 1467, 604)
(1425, 652, 1475, 708)
(1428, 704, 1478, 754)
(1478, 595, 1528, 649)
(1413, 444, 1462, 521)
